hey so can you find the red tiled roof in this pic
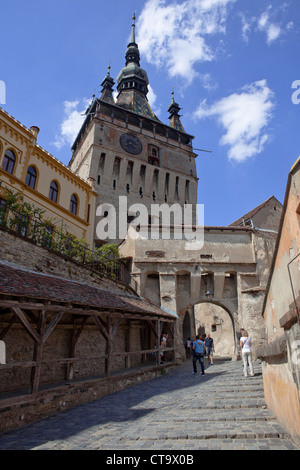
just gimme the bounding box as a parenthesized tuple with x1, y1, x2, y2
(0, 261, 175, 320)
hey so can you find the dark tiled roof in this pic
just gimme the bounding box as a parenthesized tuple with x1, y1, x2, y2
(116, 90, 160, 121)
(0, 261, 175, 320)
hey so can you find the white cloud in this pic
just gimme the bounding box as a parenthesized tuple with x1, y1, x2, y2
(194, 79, 275, 162)
(241, 5, 294, 45)
(53, 98, 91, 150)
(137, 0, 236, 83)
(257, 10, 281, 45)
(240, 13, 255, 43)
(199, 73, 219, 91)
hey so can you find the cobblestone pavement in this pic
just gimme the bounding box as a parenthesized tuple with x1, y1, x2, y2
(0, 359, 299, 450)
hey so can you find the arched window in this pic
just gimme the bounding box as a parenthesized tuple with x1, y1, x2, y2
(25, 166, 37, 189)
(70, 194, 78, 215)
(49, 181, 59, 203)
(2, 149, 16, 174)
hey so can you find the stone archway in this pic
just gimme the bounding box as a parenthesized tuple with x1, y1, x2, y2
(194, 301, 236, 358)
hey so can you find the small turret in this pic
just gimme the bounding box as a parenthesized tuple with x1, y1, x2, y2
(100, 65, 115, 104)
(168, 91, 186, 133)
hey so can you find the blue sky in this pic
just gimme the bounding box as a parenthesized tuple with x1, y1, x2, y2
(1, 0, 299, 226)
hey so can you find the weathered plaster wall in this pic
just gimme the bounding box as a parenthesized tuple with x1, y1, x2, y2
(260, 159, 300, 447)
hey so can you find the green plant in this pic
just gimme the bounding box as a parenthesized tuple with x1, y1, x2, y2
(0, 183, 122, 280)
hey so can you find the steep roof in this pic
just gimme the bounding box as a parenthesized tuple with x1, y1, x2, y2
(229, 196, 282, 227)
(0, 261, 176, 320)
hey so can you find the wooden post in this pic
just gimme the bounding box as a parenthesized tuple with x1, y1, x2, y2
(156, 319, 161, 366)
(140, 322, 146, 364)
(67, 320, 77, 380)
(67, 317, 87, 380)
(105, 316, 112, 378)
(125, 320, 131, 369)
(172, 322, 176, 363)
(30, 310, 46, 394)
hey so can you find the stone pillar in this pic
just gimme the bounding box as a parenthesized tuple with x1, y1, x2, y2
(160, 273, 177, 312)
(159, 273, 182, 363)
(190, 274, 201, 304)
(214, 272, 225, 300)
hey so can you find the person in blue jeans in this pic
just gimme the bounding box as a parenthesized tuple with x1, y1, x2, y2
(192, 335, 206, 376)
(204, 334, 214, 365)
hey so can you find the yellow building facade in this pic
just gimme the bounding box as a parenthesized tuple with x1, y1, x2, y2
(0, 107, 97, 245)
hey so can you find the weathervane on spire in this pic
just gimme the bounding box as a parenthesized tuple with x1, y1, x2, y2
(107, 59, 113, 76)
(171, 86, 178, 103)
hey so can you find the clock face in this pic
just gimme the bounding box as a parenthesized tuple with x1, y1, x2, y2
(120, 133, 142, 155)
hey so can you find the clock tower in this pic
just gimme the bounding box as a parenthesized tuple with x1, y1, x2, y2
(69, 14, 198, 246)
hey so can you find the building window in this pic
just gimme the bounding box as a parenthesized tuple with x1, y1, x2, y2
(2, 150, 16, 174)
(0, 198, 7, 225)
(70, 194, 78, 215)
(25, 166, 37, 189)
(49, 181, 59, 203)
(148, 145, 159, 166)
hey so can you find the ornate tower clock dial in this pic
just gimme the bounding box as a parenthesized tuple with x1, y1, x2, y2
(120, 133, 142, 155)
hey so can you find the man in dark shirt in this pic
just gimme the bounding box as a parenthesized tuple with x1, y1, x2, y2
(204, 334, 214, 365)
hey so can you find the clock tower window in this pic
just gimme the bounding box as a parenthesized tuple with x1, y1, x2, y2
(148, 145, 160, 167)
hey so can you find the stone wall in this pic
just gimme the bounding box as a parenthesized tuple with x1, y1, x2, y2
(0, 227, 132, 294)
(0, 363, 176, 433)
(258, 159, 300, 447)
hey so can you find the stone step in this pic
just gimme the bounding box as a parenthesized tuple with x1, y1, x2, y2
(102, 437, 297, 451)
(114, 419, 291, 441)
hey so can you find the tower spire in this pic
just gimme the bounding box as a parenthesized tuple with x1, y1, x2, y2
(116, 13, 159, 121)
(125, 11, 140, 66)
(130, 12, 136, 44)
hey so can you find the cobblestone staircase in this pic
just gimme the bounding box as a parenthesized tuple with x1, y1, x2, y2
(0, 359, 299, 450)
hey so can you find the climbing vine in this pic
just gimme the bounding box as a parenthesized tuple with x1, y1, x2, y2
(0, 183, 121, 278)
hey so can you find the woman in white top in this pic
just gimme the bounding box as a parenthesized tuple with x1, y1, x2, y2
(240, 331, 254, 377)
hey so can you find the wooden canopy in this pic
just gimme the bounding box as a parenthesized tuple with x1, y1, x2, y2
(0, 261, 176, 395)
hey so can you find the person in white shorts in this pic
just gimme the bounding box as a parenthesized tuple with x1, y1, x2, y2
(240, 331, 254, 377)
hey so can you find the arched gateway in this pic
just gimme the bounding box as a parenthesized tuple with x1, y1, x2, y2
(120, 225, 278, 362)
(193, 301, 236, 358)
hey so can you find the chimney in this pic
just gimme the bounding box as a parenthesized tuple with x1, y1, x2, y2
(87, 177, 96, 189)
(30, 126, 40, 139)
